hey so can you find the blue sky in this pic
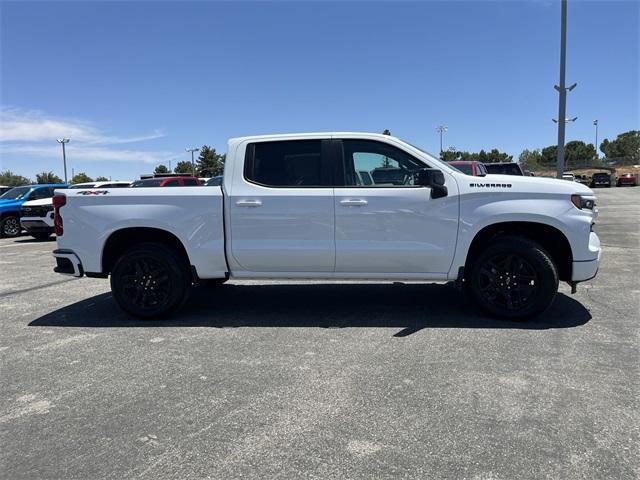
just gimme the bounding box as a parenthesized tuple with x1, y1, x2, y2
(1, 0, 638, 181)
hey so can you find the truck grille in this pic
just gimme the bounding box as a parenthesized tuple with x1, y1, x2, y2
(21, 205, 53, 217)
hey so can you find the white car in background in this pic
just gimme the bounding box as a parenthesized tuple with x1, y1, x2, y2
(20, 181, 130, 240)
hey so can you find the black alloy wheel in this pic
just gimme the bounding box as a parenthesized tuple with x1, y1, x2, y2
(111, 243, 190, 319)
(469, 237, 559, 319)
(476, 253, 539, 313)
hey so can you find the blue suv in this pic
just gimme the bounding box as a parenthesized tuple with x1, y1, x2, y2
(0, 184, 67, 238)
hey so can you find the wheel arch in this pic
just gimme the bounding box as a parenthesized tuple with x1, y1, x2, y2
(464, 221, 573, 281)
(102, 227, 191, 275)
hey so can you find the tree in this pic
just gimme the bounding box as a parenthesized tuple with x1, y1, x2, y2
(0, 170, 31, 186)
(600, 130, 640, 164)
(174, 161, 194, 174)
(540, 141, 598, 169)
(518, 149, 543, 172)
(36, 171, 63, 184)
(71, 172, 94, 184)
(440, 148, 513, 163)
(196, 146, 225, 177)
(95, 176, 109, 182)
(154, 164, 170, 175)
(479, 149, 513, 163)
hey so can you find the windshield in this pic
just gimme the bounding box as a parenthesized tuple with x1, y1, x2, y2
(400, 139, 440, 159)
(452, 164, 473, 175)
(69, 183, 96, 189)
(0, 186, 31, 200)
(131, 179, 163, 187)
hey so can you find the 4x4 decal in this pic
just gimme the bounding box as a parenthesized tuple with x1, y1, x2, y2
(77, 190, 109, 195)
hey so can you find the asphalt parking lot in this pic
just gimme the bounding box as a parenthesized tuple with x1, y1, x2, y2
(1, 187, 638, 480)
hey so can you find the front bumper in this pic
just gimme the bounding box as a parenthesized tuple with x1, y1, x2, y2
(572, 232, 601, 282)
(53, 249, 84, 277)
(21, 219, 54, 233)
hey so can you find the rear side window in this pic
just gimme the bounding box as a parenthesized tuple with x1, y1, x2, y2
(244, 140, 327, 187)
(183, 178, 198, 186)
(164, 179, 180, 187)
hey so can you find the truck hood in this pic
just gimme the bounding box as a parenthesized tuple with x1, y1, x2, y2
(20, 198, 53, 207)
(478, 174, 595, 195)
(0, 199, 25, 210)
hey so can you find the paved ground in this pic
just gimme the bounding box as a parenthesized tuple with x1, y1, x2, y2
(1, 187, 638, 480)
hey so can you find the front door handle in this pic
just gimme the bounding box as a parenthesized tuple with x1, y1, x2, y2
(236, 199, 263, 207)
(340, 199, 368, 206)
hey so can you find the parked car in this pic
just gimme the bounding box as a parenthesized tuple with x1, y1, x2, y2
(205, 176, 224, 186)
(448, 161, 487, 176)
(0, 185, 13, 196)
(68, 181, 131, 189)
(484, 162, 525, 176)
(0, 184, 67, 238)
(131, 176, 202, 187)
(575, 174, 591, 186)
(590, 172, 612, 188)
(52, 132, 600, 321)
(616, 173, 637, 187)
(20, 181, 131, 240)
(562, 173, 576, 182)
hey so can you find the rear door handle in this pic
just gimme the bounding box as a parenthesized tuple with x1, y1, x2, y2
(340, 199, 368, 206)
(236, 200, 262, 207)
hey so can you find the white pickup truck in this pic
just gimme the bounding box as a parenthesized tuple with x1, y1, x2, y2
(51, 132, 601, 320)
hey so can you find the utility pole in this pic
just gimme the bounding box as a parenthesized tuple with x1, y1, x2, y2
(56, 138, 70, 183)
(554, 0, 577, 178)
(436, 125, 448, 158)
(186, 147, 200, 176)
(593, 119, 599, 158)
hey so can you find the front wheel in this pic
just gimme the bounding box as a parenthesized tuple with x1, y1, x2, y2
(0, 215, 21, 238)
(468, 237, 559, 320)
(110, 243, 191, 319)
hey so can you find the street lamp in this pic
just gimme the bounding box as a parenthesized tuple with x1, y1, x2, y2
(593, 119, 599, 158)
(436, 125, 448, 157)
(185, 147, 200, 176)
(554, 0, 579, 179)
(56, 138, 70, 183)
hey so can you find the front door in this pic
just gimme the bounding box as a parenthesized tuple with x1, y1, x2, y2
(228, 139, 335, 273)
(333, 139, 458, 274)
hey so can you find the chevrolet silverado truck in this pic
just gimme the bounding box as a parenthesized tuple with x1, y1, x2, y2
(51, 133, 601, 320)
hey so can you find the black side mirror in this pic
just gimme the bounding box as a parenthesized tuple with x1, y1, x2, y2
(415, 168, 448, 199)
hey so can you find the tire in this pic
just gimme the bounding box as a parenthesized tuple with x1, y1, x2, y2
(468, 236, 559, 320)
(0, 215, 21, 238)
(31, 232, 52, 241)
(110, 243, 191, 319)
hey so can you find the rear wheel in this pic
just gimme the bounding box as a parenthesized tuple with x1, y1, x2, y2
(0, 215, 21, 238)
(110, 243, 190, 319)
(468, 237, 558, 320)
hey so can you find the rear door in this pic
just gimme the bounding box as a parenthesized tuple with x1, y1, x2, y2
(333, 139, 458, 274)
(227, 139, 335, 272)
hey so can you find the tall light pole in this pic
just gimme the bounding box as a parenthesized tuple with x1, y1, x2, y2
(593, 119, 599, 158)
(186, 147, 200, 176)
(554, 0, 578, 178)
(436, 125, 448, 158)
(57, 138, 70, 183)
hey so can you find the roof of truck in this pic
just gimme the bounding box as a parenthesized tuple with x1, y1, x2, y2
(229, 132, 399, 143)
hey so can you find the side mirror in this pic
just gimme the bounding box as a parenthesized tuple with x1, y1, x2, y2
(415, 168, 448, 199)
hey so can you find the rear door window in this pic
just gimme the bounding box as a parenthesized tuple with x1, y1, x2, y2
(244, 140, 330, 187)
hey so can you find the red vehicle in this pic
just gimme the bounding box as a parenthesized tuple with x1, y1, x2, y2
(449, 161, 488, 176)
(617, 173, 637, 187)
(131, 176, 202, 187)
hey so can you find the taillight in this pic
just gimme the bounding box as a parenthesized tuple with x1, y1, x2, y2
(52, 194, 66, 236)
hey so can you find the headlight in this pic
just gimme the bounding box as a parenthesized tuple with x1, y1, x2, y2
(571, 194, 596, 210)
